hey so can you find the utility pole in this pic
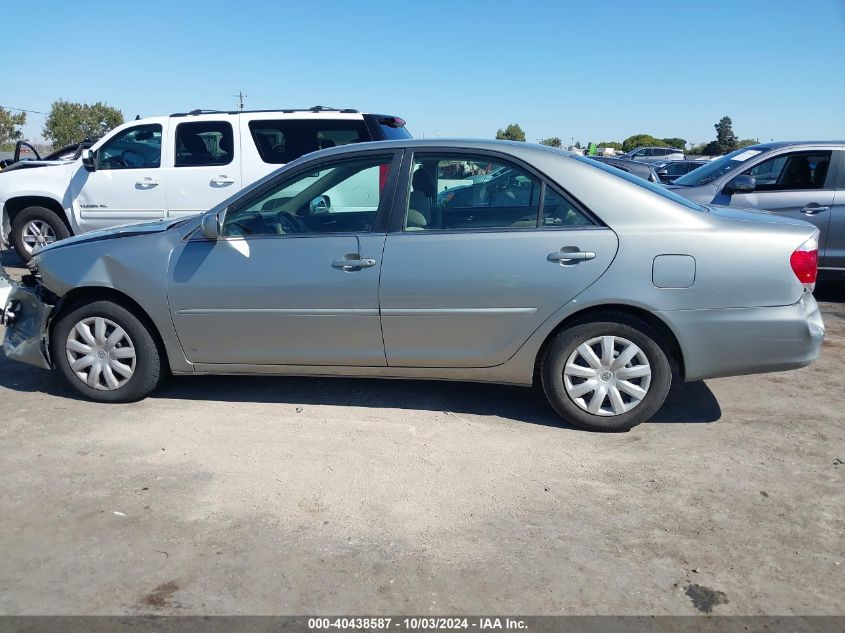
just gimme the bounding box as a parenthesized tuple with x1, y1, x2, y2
(234, 91, 247, 111)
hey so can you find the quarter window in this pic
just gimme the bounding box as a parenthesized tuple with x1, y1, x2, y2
(222, 156, 392, 237)
(744, 151, 832, 190)
(175, 121, 234, 167)
(97, 124, 162, 170)
(249, 119, 370, 164)
(542, 188, 593, 227)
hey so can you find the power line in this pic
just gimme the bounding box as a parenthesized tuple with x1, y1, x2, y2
(0, 104, 46, 114)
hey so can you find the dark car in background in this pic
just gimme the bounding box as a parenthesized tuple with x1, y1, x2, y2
(584, 156, 660, 182)
(653, 160, 709, 184)
(668, 141, 845, 274)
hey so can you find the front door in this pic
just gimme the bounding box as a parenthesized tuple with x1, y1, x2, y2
(379, 151, 619, 368)
(724, 149, 835, 260)
(165, 116, 242, 219)
(72, 123, 167, 233)
(168, 152, 400, 366)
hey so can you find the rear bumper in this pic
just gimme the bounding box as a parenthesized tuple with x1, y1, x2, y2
(1, 281, 53, 370)
(661, 292, 825, 382)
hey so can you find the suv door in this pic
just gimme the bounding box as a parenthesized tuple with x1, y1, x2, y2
(378, 151, 619, 368)
(824, 150, 845, 270)
(168, 151, 401, 366)
(724, 149, 835, 263)
(73, 123, 166, 232)
(165, 116, 241, 219)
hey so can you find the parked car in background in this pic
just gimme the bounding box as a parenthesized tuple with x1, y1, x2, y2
(0, 139, 97, 170)
(2, 140, 823, 432)
(620, 146, 685, 162)
(668, 141, 845, 275)
(585, 156, 661, 182)
(0, 106, 410, 260)
(654, 160, 709, 183)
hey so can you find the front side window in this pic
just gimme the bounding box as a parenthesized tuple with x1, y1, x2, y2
(97, 124, 162, 170)
(222, 156, 392, 237)
(743, 151, 832, 191)
(175, 121, 234, 167)
(249, 119, 370, 164)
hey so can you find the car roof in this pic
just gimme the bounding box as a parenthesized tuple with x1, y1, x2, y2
(745, 140, 845, 150)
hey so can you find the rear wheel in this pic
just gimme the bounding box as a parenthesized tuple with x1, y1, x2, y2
(11, 206, 70, 262)
(541, 317, 671, 431)
(51, 300, 163, 403)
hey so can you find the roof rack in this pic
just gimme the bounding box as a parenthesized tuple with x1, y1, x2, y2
(170, 106, 360, 117)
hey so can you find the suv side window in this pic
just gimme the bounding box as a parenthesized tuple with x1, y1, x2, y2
(221, 155, 393, 237)
(97, 124, 162, 170)
(175, 121, 234, 167)
(249, 119, 370, 164)
(744, 151, 833, 190)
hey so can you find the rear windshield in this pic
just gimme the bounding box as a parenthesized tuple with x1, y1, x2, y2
(248, 119, 370, 164)
(378, 123, 412, 141)
(575, 155, 706, 212)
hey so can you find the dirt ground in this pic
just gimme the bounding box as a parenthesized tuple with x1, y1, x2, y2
(0, 246, 842, 615)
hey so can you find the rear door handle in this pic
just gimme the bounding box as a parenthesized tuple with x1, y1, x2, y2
(332, 257, 376, 270)
(211, 175, 236, 185)
(801, 204, 830, 215)
(136, 177, 159, 187)
(547, 248, 596, 264)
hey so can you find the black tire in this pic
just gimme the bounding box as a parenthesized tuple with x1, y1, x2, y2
(541, 316, 672, 432)
(11, 205, 71, 262)
(51, 300, 163, 403)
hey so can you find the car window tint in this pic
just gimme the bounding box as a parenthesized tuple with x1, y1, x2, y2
(97, 124, 162, 170)
(175, 121, 234, 167)
(405, 155, 540, 231)
(222, 156, 392, 237)
(744, 151, 832, 191)
(542, 188, 594, 227)
(249, 119, 370, 164)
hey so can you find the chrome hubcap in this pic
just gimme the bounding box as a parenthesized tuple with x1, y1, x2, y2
(65, 317, 136, 391)
(22, 220, 57, 253)
(563, 335, 652, 416)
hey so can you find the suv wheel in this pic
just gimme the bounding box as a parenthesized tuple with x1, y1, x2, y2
(11, 206, 71, 262)
(541, 317, 671, 431)
(51, 300, 163, 403)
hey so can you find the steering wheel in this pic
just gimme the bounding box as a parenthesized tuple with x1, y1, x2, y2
(102, 154, 127, 168)
(275, 211, 307, 235)
(122, 149, 145, 168)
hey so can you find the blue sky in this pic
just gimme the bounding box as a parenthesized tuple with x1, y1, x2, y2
(4, 0, 844, 146)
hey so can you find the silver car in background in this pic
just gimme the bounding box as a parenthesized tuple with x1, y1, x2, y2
(1, 139, 824, 431)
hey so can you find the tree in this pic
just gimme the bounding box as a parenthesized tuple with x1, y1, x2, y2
(539, 137, 562, 148)
(495, 123, 526, 142)
(0, 107, 27, 150)
(703, 116, 738, 156)
(597, 141, 623, 150)
(661, 137, 687, 149)
(686, 143, 708, 156)
(737, 138, 758, 148)
(43, 100, 124, 148)
(621, 134, 660, 152)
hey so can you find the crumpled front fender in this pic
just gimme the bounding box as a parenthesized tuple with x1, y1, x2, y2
(2, 283, 54, 370)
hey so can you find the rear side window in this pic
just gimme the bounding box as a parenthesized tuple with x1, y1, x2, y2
(249, 119, 370, 164)
(175, 121, 234, 167)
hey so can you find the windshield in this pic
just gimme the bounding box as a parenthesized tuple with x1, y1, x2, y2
(575, 156, 706, 212)
(673, 147, 764, 186)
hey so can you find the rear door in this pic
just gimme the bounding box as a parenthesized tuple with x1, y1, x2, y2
(165, 115, 241, 219)
(824, 149, 845, 270)
(379, 150, 618, 368)
(726, 149, 835, 261)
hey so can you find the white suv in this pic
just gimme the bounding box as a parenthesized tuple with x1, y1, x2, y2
(0, 107, 410, 260)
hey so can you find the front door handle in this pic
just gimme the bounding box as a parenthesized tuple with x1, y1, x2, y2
(801, 204, 830, 215)
(211, 175, 236, 185)
(547, 248, 596, 264)
(332, 257, 377, 270)
(136, 177, 159, 187)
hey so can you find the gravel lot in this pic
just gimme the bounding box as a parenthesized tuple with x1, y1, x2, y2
(0, 246, 843, 615)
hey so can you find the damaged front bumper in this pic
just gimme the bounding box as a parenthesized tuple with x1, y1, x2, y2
(1, 273, 54, 370)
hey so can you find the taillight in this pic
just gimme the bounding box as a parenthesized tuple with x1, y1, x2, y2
(790, 235, 818, 290)
(380, 116, 406, 128)
(379, 163, 390, 191)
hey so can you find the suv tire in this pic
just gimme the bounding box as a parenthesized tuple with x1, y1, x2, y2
(11, 205, 71, 262)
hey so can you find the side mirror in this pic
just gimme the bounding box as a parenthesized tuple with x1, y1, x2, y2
(724, 174, 755, 194)
(200, 211, 221, 240)
(81, 149, 97, 172)
(657, 169, 668, 176)
(309, 195, 330, 214)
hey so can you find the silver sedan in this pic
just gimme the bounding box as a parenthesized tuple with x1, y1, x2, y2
(1, 139, 825, 431)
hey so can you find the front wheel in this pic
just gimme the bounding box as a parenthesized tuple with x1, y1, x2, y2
(11, 206, 71, 262)
(51, 300, 163, 403)
(541, 318, 672, 431)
